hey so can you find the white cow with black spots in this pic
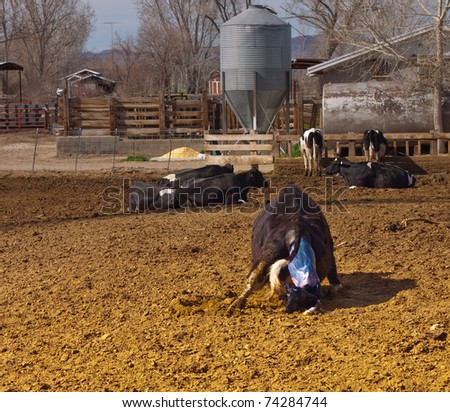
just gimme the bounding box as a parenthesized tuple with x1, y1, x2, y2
(300, 128, 324, 176)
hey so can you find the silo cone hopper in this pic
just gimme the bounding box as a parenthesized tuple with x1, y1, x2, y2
(221, 5, 291, 133)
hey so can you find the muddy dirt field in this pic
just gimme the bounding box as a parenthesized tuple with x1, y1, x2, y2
(1, 157, 449, 392)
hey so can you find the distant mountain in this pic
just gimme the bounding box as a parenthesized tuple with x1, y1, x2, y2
(83, 49, 112, 60)
(83, 35, 321, 62)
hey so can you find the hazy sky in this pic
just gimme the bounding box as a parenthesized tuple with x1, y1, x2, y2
(85, 0, 295, 52)
(86, 0, 139, 52)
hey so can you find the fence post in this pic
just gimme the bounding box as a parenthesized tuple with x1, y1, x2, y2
(75, 128, 82, 172)
(32, 128, 39, 172)
(167, 128, 173, 172)
(112, 128, 118, 173)
(159, 92, 166, 137)
(201, 91, 209, 131)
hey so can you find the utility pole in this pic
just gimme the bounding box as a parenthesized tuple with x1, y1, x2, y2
(104, 21, 120, 66)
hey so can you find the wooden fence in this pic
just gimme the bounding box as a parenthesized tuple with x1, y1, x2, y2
(61, 95, 303, 137)
(324, 132, 450, 156)
(59, 95, 449, 159)
(205, 131, 275, 164)
(273, 132, 450, 158)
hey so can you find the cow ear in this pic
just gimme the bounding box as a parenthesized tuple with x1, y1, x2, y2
(251, 164, 259, 171)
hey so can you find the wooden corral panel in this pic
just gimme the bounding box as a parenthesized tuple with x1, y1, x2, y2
(112, 97, 162, 137)
(272, 103, 301, 133)
(166, 99, 206, 134)
(63, 95, 298, 138)
(69, 98, 111, 136)
(205, 132, 274, 164)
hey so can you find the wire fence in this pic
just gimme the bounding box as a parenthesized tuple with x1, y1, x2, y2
(0, 129, 208, 174)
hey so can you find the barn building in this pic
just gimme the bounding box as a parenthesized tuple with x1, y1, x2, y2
(306, 26, 450, 137)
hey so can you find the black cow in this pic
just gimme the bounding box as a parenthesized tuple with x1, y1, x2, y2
(362, 129, 388, 162)
(300, 128, 324, 176)
(159, 163, 234, 186)
(228, 185, 342, 314)
(178, 166, 268, 207)
(129, 181, 178, 212)
(325, 157, 416, 188)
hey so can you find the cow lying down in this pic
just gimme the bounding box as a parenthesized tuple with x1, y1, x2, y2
(325, 157, 416, 188)
(228, 185, 342, 315)
(129, 166, 267, 212)
(158, 163, 234, 186)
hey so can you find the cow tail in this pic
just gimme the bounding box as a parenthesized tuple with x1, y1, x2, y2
(268, 259, 290, 296)
(306, 133, 313, 150)
(268, 233, 299, 297)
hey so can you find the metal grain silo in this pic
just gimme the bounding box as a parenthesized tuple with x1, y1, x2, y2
(220, 5, 291, 133)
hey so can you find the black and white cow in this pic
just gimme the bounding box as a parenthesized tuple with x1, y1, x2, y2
(129, 181, 178, 212)
(159, 163, 234, 187)
(325, 157, 416, 188)
(362, 129, 388, 162)
(300, 128, 324, 176)
(228, 185, 342, 314)
(178, 166, 268, 207)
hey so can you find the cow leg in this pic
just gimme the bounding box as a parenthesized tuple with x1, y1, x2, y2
(326, 260, 343, 295)
(227, 262, 266, 313)
(315, 156, 322, 176)
(303, 153, 309, 176)
(306, 155, 312, 176)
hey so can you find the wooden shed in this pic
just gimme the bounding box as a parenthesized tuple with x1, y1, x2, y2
(64, 69, 116, 98)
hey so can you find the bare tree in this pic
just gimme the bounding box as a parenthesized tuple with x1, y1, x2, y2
(285, 0, 449, 150)
(12, 0, 94, 99)
(282, 0, 370, 58)
(113, 34, 154, 96)
(206, 0, 251, 32)
(0, 0, 18, 94)
(134, 0, 249, 95)
(417, 0, 450, 145)
(333, 0, 449, 144)
(0, 0, 16, 61)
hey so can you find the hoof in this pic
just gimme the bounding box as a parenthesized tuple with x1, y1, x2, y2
(303, 301, 322, 315)
(226, 297, 245, 314)
(328, 283, 343, 296)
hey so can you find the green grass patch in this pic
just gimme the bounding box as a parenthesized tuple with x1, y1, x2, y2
(280, 143, 301, 158)
(123, 155, 150, 162)
(291, 143, 301, 157)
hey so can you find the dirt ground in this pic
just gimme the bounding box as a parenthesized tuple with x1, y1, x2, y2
(0, 154, 449, 392)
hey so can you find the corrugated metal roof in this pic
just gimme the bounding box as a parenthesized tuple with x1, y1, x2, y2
(64, 68, 115, 85)
(307, 25, 441, 77)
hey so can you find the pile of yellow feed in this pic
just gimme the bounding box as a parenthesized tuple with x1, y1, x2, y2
(159, 147, 201, 159)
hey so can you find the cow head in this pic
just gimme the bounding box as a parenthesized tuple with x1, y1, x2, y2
(224, 163, 234, 173)
(324, 158, 342, 175)
(285, 285, 321, 314)
(247, 166, 268, 188)
(325, 157, 352, 176)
